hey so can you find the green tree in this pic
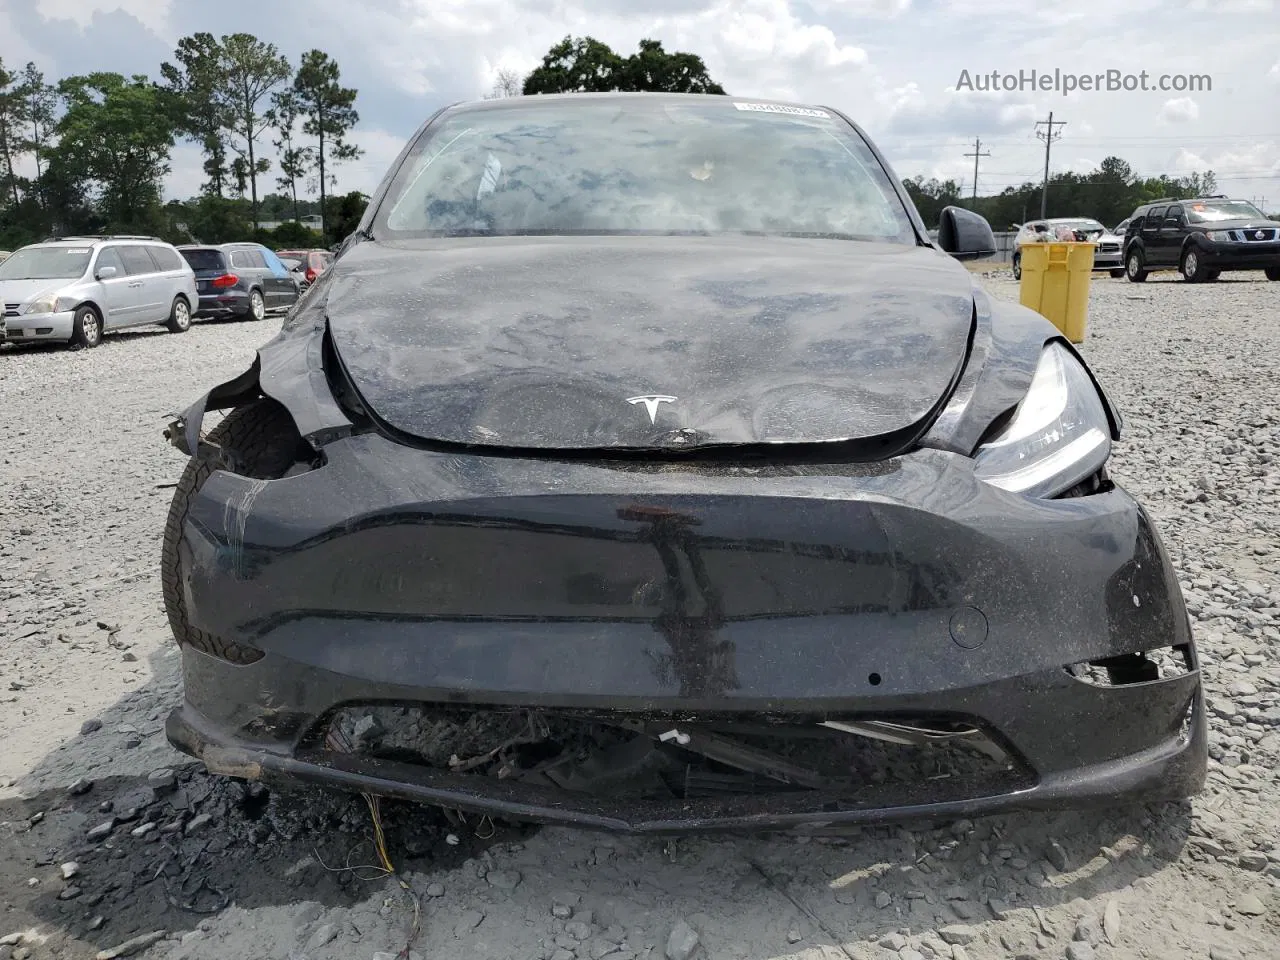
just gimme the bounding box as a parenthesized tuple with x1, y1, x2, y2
(52, 73, 176, 231)
(620, 39, 726, 94)
(18, 62, 57, 211)
(160, 33, 232, 197)
(522, 36, 726, 95)
(292, 50, 361, 239)
(268, 88, 312, 222)
(265, 219, 323, 247)
(323, 189, 368, 245)
(219, 33, 291, 225)
(0, 59, 27, 210)
(902, 175, 962, 230)
(523, 37, 623, 94)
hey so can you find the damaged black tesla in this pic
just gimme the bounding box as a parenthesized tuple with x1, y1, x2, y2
(160, 92, 1205, 833)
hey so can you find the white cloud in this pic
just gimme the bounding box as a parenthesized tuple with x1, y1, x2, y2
(35, 0, 172, 33)
(381, 0, 877, 106)
(0, 10, 42, 66)
(1159, 97, 1199, 123)
(4, 0, 1279, 205)
(1187, 0, 1274, 10)
(341, 128, 410, 195)
(807, 0, 913, 16)
(1169, 142, 1280, 179)
(165, 143, 207, 200)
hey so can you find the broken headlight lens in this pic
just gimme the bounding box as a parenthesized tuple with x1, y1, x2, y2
(973, 341, 1111, 498)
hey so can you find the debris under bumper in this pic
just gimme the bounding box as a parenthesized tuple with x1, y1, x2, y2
(165, 435, 1206, 833)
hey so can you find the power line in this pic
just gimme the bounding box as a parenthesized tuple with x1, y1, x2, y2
(963, 137, 991, 200)
(1034, 112, 1067, 218)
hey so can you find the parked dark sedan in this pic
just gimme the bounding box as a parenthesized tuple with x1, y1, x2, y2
(160, 93, 1204, 834)
(177, 242, 301, 320)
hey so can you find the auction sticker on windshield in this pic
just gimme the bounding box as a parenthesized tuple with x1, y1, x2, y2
(733, 102, 830, 119)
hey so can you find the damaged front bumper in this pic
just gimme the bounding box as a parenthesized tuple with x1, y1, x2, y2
(166, 433, 1206, 833)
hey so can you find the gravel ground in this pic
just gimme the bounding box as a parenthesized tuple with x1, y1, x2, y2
(2, 273, 1279, 960)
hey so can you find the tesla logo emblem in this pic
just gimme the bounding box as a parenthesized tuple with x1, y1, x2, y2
(626, 394, 677, 424)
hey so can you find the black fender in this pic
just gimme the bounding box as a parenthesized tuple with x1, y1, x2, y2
(166, 274, 355, 458)
(1181, 233, 1212, 262)
(920, 286, 1121, 457)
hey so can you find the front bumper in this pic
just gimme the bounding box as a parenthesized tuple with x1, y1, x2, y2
(0, 309, 75, 342)
(1195, 239, 1280, 270)
(167, 434, 1206, 831)
(1092, 249, 1123, 270)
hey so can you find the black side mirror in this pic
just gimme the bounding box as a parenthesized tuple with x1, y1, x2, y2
(937, 206, 996, 260)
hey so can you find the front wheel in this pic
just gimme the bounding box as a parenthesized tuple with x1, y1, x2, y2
(70, 305, 103, 347)
(1109, 268, 1125, 278)
(1181, 249, 1209, 283)
(161, 401, 304, 663)
(1266, 267, 1280, 281)
(1126, 249, 1148, 282)
(1011, 254, 1021, 281)
(166, 296, 192, 333)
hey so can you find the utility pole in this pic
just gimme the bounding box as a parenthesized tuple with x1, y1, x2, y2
(963, 137, 991, 201)
(1034, 112, 1066, 219)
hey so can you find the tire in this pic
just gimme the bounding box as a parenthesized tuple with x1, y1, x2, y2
(1266, 267, 1280, 281)
(1181, 248, 1209, 283)
(1011, 254, 1021, 281)
(1206, 270, 1220, 282)
(70, 304, 103, 348)
(246, 288, 266, 321)
(161, 400, 303, 664)
(1126, 249, 1148, 282)
(166, 296, 192, 333)
(1109, 268, 1125, 278)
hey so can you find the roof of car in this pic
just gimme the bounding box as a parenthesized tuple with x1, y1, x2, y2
(41, 235, 166, 244)
(1136, 196, 1232, 209)
(176, 242, 263, 250)
(445, 91, 838, 117)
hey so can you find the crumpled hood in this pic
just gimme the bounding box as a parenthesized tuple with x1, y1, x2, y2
(325, 235, 976, 450)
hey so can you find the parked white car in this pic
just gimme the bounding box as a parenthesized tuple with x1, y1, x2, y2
(1011, 218, 1126, 280)
(0, 235, 198, 349)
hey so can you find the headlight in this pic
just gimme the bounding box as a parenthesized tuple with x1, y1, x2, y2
(1206, 230, 1232, 242)
(973, 342, 1111, 498)
(24, 295, 70, 314)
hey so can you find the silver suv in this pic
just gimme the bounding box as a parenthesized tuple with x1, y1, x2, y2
(0, 235, 199, 349)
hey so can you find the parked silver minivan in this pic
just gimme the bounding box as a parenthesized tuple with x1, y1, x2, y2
(0, 235, 199, 348)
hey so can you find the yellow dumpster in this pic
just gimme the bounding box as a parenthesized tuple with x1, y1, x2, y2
(1018, 241, 1095, 343)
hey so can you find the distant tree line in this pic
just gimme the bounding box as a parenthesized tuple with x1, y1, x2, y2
(0, 35, 365, 249)
(903, 158, 1253, 231)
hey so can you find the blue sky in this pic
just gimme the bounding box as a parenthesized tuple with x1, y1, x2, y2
(2, 0, 1278, 212)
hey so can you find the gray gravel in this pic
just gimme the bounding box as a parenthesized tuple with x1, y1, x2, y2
(2, 273, 1279, 960)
